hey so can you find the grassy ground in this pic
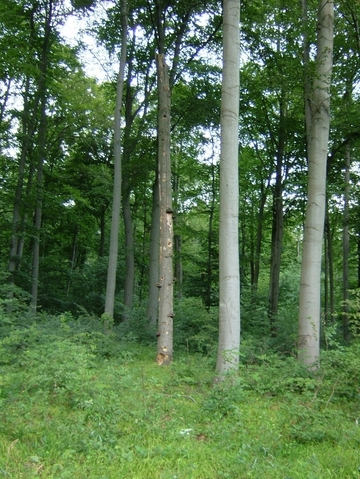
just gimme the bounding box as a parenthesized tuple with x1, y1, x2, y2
(1, 327, 360, 478)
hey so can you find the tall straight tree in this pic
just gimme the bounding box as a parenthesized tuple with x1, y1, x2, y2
(30, 0, 54, 311)
(104, 0, 128, 325)
(215, 0, 240, 379)
(298, 0, 334, 366)
(156, 53, 173, 365)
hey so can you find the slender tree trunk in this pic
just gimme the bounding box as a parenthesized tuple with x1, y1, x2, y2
(215, 0, 240, 380)
(146, 174, 160, 327)
(302, 0, 312, 147)
(30, 0, 54, 311)
(9, 77, 36, 276)
(253, 181, 269, 293)
(206, 159, 217, 309)
(174, 234, 182, 299)
(343, 144, 351, 341)
(30, 81, 48, 311)
(326, 200, 335, 316)
(104, 0, 127, 327)
(173, 169, 182, 300)
(66, 227, 78, 296)
(324, 210, 329, 324)
(121, 33, 137, 322)
(8, 5, 40, 278)
(156, 53, 174, 365)
(99, 205, 106, 257)
(122, 190, 135, 321)
(0, 77, 12, 127)
(268, 100, 285, 335)
(298, 0, 334, 367)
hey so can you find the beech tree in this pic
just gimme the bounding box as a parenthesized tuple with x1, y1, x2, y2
(104, 0, 128, 326)
(298, 0, 334, 366)
(215, 0, 240, 379)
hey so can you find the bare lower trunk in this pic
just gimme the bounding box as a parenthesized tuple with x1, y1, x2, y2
(30, 97, 46, 311)
(268, 100, 285, 335)
(215, 0, 240, 380)
(298, 0, 333, 367)
(206, 159, 217, 309)
(122, 192, 135, 322)
(156, 54, 173, 365)
(104, 0, 127, 328)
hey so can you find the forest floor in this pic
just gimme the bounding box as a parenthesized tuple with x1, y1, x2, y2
(1, 319, 360, 478)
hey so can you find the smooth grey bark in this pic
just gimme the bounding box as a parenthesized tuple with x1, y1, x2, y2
(215, 0, 240, 379)
(156, 53, 174, 365)
(298, 0, 334, 367)
(104, 0, 127, 325)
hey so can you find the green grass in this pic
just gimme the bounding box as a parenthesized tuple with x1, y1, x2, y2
(1, 324, 360, 478)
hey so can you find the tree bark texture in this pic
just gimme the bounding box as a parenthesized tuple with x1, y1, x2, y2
(298, 0, 334, 367)
(156, 54, 173, 365)
(215, 0, 240, 379)
(104, 0, 127, 324)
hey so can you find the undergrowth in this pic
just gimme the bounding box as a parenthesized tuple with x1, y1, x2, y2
(0, 314, 360, 478)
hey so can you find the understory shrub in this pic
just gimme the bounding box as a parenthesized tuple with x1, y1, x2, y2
(174, 297, 218, 354)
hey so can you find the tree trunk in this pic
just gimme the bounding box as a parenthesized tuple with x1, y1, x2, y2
(9, 79, 36, 276)
(343, 144, 351, 341)
(122, 190, 135, 322)
(146, 174, 160, 327)
(9, 6, 41, 278)
(174, 234, 182, 300)
(298, 0, 334, 367)
(252, 180, 269, 293)
(215, 0, 240, 380)
(156, 53, 174, 365)
(99, 205, 106, 257)
(302, 0, 312, 147)
(325, 199, 335, 319)
(30, 0, 54, 311)
(268, 100, 285, 335)
(104, 0, 127, 327)
(206, 158, 217, 309)
(173, 169, 182, 300)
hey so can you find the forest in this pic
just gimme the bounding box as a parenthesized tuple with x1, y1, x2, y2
(1, 0, 360, 477)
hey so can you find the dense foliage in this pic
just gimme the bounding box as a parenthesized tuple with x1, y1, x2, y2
(1, 1, 360, 473)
